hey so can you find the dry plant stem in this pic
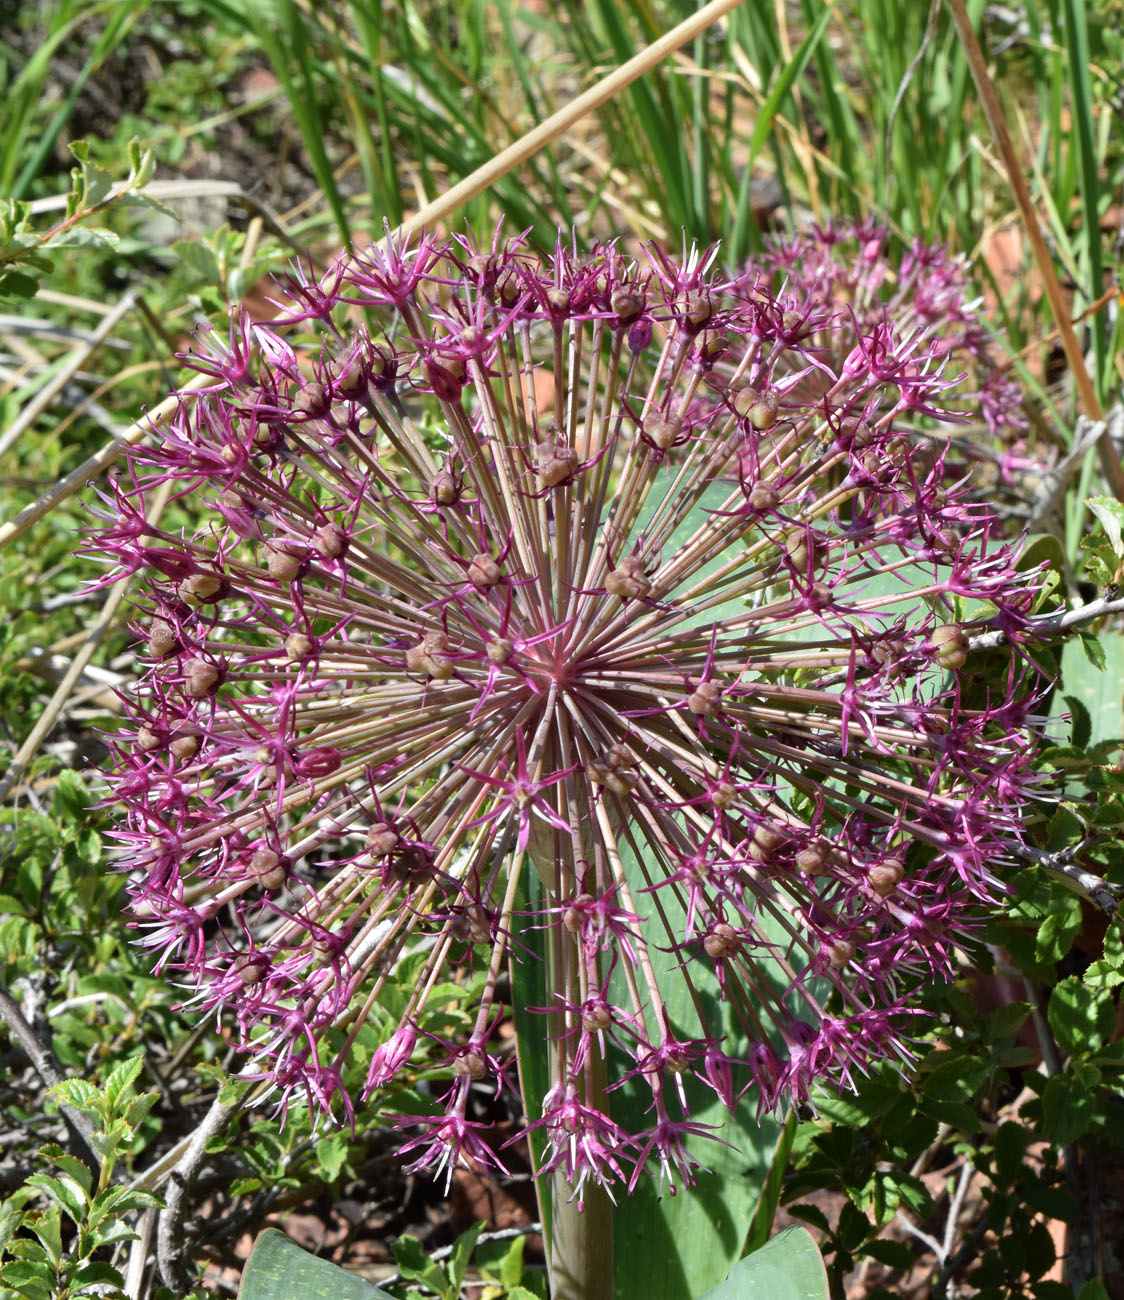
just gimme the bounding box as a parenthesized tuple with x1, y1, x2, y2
(942, 0, 1124, 499)
(0, 2, 738, 553)
(0, 291, 137, 460)
(156, 1096, 236, 1291)
(396, 0, 744, 240)
(0, 478, 172, 801)
(0, 985, 105, 1172)
(0, 377, 207, 549)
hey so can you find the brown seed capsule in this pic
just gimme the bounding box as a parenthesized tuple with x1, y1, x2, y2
(731, 385, 759, 418)
(796, 844, 828, 874)
(563, 895, 594, 932)
(537, 438, 579, 488)
(135, 726, 161, 752)
(183, 658, 220, 698)
(169, 732, 200, 762)
(146, 620, 177, 659)
(703, 922, 740, 959)
(468, 552, 502, 589)
(747, 482, 779, 512)
(406, 631, 454, 680)
(264, 542, 305, 582)
(784, 531, 813, 572)
(486, 637, 513, 665)
(313, 523, 348, 559)
(687, 680, 722, 717)
(285, 632, 313, 661)
(582, 1003, 613, 1032)
(430, 470, 460, 506)
(605, 555, 651, 600)
(454, 1050, 486, 1079)
(695, 329, 728, 362)
(610, 286, 644, 322)
(330, 355, 369, 398)
(251, 847, 287, 891)
(825, 939, 856, 969)
(234, 957, 266, 987)
(684, 293, 712, 327)
(869, 858, 905, 898)
(711, 781, 737, 810)
(931, 622, 968, 670)
(747, 391, 778, 430)
(178, 573, 223, 606)
(294, 380, 330, 416)
(366, 823, 399, 857)
(645, 414, 681, 451)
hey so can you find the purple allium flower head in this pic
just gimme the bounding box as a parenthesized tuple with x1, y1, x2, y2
(87, 224, 1043, 1195)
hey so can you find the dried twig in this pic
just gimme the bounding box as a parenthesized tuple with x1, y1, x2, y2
(156, 1097, 237, 1291)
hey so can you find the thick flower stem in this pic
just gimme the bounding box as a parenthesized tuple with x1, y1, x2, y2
(551, 1168, 613, 1300)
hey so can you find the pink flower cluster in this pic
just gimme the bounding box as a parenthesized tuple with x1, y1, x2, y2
(87, 224, 1042, 1196)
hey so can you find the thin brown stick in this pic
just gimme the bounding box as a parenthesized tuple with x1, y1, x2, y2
(943, 0, 1124, 498)
(396, 0, 745, 239)
(0, 479, 172, 801)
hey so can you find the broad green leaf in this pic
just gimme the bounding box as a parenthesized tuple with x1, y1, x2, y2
(239, 1229, 395, 1300)
(696, 1227, 829, 1300)
(1059, 631, 1124, 746)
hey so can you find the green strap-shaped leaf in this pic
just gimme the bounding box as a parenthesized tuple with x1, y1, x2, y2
(239, 1229, 396, 1300)
(696, 1227, 829, 1300)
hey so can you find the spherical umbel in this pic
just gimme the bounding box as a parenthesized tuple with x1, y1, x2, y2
(86, 223, 1042, 1196)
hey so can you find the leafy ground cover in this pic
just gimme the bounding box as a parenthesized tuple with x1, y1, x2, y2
(2, 2, 1124, 1298)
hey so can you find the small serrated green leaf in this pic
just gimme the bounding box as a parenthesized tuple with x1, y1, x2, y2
(315, 1131, 349, 1183)
(1088, 496, 1124, 557)
(1041, 1075, 1094, 1145)
(24, 1173, 88, 1225)
(1048, 977, 1116, 1056)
